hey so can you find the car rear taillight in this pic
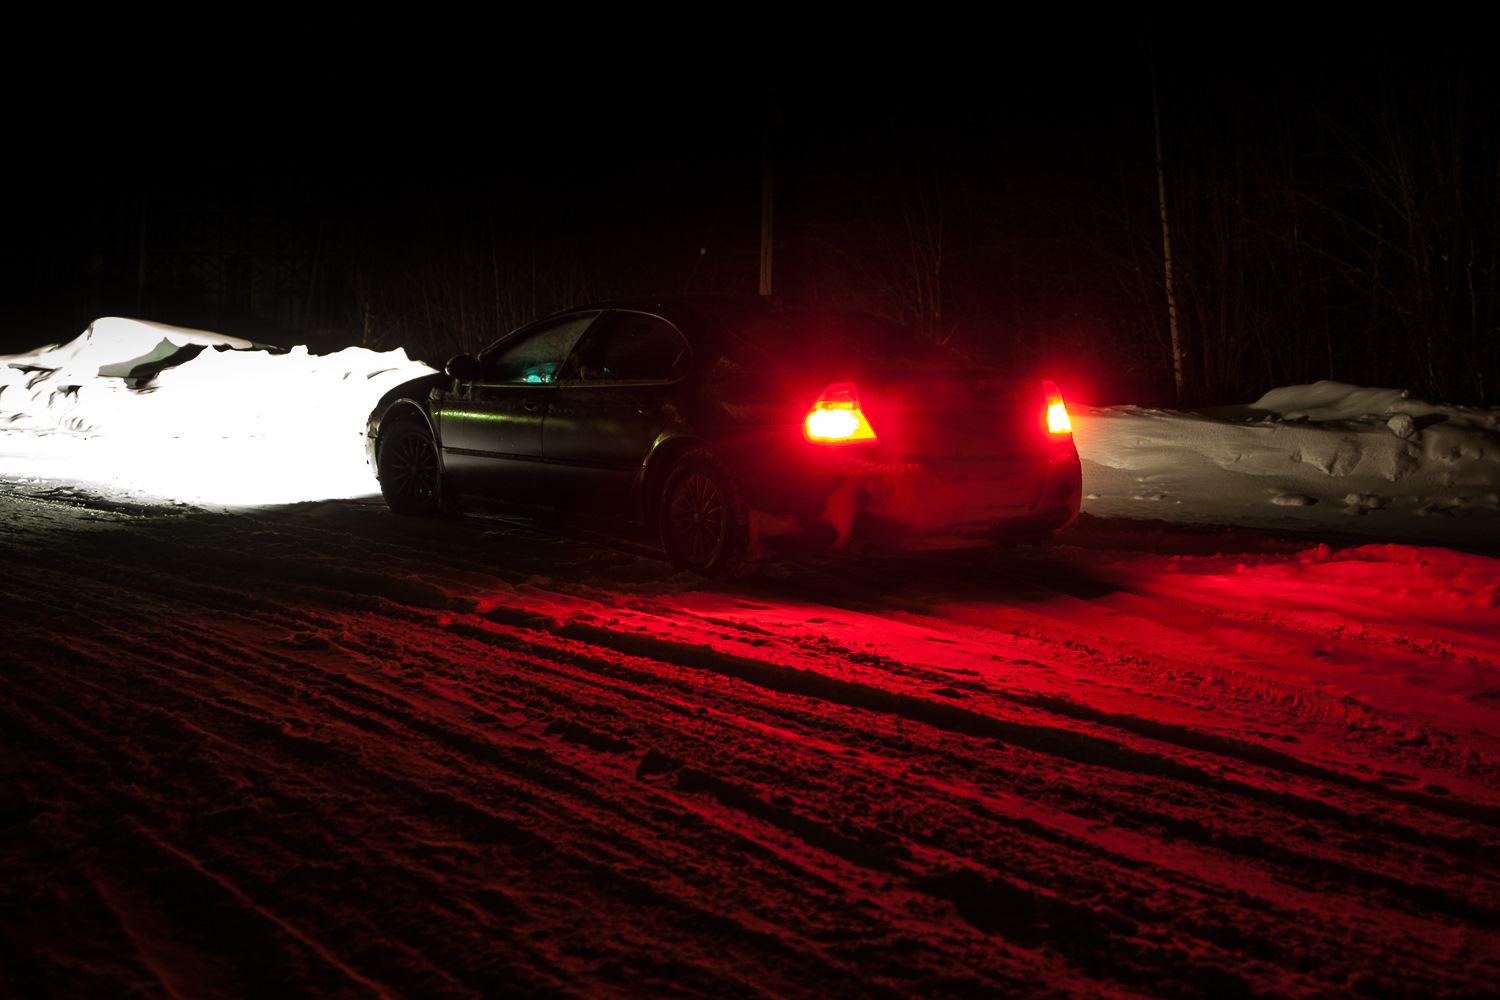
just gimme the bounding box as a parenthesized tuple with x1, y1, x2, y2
(804, 382, 877, 443)
(1042, 380, 1072, 435)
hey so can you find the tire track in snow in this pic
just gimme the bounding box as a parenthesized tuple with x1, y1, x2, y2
(2, 627, 876, 997)
(6, 489, 1500, 998)
(3, 553, 1058, 995)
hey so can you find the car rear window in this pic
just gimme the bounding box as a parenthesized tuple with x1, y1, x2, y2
(729, 311, 944, 372)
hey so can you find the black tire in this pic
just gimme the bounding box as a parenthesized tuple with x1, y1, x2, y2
(378, 424, 444, 515)
(660, 451, 751, 579)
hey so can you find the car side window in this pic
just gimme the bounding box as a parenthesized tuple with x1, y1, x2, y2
(481, 314, 598, 384)
(577, 313, 690, 382)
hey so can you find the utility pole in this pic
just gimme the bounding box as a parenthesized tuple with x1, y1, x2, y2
(1150, 51, 1184, 403)
(137, 193, 148, 317)
(760, 100, 780, 297)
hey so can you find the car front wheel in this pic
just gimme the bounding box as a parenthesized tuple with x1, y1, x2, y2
(379, 424, 444, 515)
(660, 451, 750, 579)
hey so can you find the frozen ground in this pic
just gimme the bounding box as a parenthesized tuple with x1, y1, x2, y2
(3, 319, 1500, 998)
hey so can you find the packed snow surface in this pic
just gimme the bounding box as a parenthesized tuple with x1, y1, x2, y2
(4, 480, 1499, 999)
(2, 318, 1497, 548)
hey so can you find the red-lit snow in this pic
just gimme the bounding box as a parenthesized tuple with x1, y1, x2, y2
(3, 320, 1500, 998)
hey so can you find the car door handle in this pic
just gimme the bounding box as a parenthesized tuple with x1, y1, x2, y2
(636, 403, 658, 414)
(523, 396, 545, 412)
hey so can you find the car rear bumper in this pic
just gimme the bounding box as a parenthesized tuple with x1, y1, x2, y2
(748, 448, 1082, 551)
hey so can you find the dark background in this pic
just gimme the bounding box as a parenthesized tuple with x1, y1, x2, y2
(4, 21, 1493, 406)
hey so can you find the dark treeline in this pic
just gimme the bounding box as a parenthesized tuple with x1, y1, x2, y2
(12, 52, 1497, 408)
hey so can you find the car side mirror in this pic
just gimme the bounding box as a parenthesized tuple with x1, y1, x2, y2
(445, 354, 481, 381)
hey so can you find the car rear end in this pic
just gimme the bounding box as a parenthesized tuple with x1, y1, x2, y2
(703, 304, 1080, 552)
(792, 371, 1081, 550)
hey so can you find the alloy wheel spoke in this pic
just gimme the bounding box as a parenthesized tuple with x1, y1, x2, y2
(672, 473, 723, 565)
(393, 437, 437, 500)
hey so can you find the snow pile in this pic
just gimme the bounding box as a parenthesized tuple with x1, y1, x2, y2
(1075, 380, 1500, 545)
(0, 317, 435, 506)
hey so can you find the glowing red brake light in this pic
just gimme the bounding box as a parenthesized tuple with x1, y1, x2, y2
(1042, 380, 1072, 435)
(805, 382, 877, 443)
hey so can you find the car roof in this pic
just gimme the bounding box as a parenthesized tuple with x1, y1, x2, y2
(514, 296, 956, 378)
(568, 295, 894, 330)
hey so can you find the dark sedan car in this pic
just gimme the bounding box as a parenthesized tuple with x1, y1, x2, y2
(365, 298, 1081, 577)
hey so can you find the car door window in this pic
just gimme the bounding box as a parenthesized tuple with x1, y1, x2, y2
(481, 313, 598, 384)
(577, 313, 689, 383)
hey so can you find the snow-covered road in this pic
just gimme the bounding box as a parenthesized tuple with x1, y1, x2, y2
(4, 481, 1497, 998)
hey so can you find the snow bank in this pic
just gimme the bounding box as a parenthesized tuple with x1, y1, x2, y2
(1076, 380, 1500, 545)
(0, 317, 435, 505)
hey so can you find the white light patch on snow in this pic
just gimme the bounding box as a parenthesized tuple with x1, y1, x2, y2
(0, 317, 435, 506)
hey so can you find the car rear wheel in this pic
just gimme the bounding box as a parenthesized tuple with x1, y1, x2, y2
(660, 451, 750, 579)
(379, 424, 444, 515)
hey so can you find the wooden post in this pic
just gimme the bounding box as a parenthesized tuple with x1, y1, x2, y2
(1150, 53, 1184, 403)
(137, 195, 147, 316)
(760, 100, 778, 297)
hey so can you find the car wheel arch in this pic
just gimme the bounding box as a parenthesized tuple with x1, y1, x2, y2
(640, 435, 708, 536)
(377, 420, 447, 516)
(657, 448, 752, 579)
(376, 403, 440, 474)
